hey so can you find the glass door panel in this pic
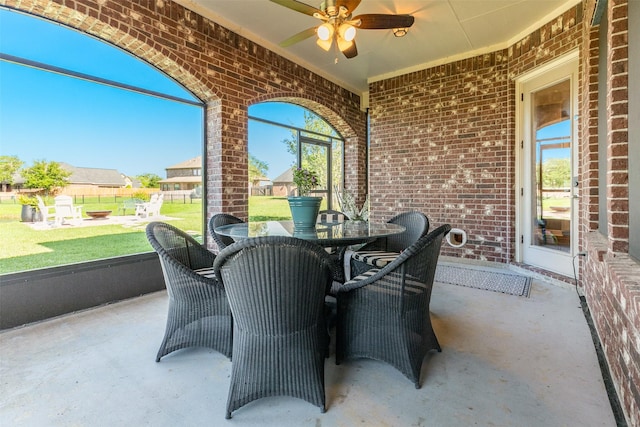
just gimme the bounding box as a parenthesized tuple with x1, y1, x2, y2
(301, 139, 329, 209)
(519, 55, 577, 277)
(531, 80, 572, 253)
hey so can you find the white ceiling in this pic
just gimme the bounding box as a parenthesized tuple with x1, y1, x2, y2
(174, 0, 579, 95)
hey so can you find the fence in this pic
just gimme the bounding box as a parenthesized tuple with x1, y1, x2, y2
(0, 190, 201, 204)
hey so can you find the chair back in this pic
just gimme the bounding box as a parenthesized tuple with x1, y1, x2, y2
(146, 221, 231, 362)
(36, 195, 46, 212)
(54, 195, 77, 218)
(209, 213, 244, 250)
(385, 211, 430, 253)
(214, 236, 332, 416)
(146, 221, 212, 271)
(214, 236, 332, 334)
(335, 224, 451, 387)
(398, 223, 450, 287)
(317, 209, 349, 223)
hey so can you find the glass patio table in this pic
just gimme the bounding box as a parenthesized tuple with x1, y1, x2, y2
(214, 220, 406, 248)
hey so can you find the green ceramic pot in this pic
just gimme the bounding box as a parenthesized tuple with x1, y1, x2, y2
(287, 196, 322, 230)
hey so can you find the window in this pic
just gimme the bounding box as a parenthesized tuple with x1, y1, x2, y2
(0, 9, 205, 274)
(248, 102, 344, 219)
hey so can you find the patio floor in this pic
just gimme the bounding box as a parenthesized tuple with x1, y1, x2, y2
(0, 275, 616, 426)
(25, 214, 179, 230)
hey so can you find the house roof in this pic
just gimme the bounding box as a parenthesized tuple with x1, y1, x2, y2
(272, 168, 293, 184)
(166, 156, 202, 170)
(60, 163, 126, 186)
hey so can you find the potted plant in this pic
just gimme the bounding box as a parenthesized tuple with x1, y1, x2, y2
(18, 194, 39, 222)
(336, 187, 369, 225)
(288, 167, 322, 229)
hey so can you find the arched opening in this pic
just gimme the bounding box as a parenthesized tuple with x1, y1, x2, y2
(248, 101, 344, 220)
(0, 8, 206, 274)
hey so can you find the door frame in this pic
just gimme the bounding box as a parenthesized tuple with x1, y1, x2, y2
(515, 50, 579, 273)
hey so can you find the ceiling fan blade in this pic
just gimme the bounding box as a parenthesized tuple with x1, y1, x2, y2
(354, 14, 415, 30)
(279, 27, 317, 47)
(269, 0, 323, 17)
(336, 0, 362, 14)
(341, 40, 358, 59)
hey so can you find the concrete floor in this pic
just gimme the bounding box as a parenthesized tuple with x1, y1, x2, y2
(0, 278, 616, 426)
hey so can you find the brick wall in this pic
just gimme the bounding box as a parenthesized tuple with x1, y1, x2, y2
(1, 0, 367, 229)
(369, 2, 639, 424)
(369, 7, 581, 263)
(581, 0, 640, 425)
(368, 53, 511, 263)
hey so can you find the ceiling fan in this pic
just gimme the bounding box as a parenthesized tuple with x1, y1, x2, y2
(270, 0, 415, 59)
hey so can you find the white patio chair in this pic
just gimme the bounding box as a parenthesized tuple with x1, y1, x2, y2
(54, 195, 83, 225)
(36, 195, 56, 224)
(136, 194, 163, 218)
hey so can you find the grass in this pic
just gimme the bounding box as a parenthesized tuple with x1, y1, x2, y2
(0, 200, 203, 274)
(248, 196, 327, 220)
(0, 196, 302, 274)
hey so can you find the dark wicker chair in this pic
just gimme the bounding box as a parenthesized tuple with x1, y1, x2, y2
(349, 211, 430, 277)
(335, 224, 451, 388)
(213, 236, 334, 419)
(146, 221, 232, 362)
(208, 213, 244, 251)
(317, 209, 350, 282)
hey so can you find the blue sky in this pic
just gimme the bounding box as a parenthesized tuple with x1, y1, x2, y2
(0, 8, 317, 179)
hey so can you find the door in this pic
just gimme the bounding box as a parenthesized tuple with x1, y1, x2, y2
(518, 56, 578, 276)
(299, 134, 340, 208)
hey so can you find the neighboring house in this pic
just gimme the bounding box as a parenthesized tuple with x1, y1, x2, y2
(59, 163, 127, 190)
(250, 175, 272, 196)
(0, 172, 25, 193)
(122, 174, 141, 188)
(159, 156, 202, 192)
(3, 163, 127, 193)
(271, 168, 294, 197)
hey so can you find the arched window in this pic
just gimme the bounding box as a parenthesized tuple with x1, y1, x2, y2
(0, 8, 205, 274)
(248, 102, 344, 219)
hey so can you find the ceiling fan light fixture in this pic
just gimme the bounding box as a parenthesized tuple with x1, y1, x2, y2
(316, 37, 333, 51)
(393, 27, 409, 37)
(336, 36, 353, 53)
(338, 23, 356, 42)
(317, 23, 334, 41)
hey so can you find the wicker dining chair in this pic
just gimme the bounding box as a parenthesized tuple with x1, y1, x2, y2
(349, 211, 430, 277)
(317, 209, 350, 282)
(335, 224, 451, 388)
(317, 209, 349, 224)
(208, 213, 244, 251)
(146, 221, 232, 362)
(213, 236, 334, 419)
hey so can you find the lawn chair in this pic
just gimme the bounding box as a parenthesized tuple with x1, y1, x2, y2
(136, 194, 163, 218)
(54, 195, 82, 225)
(36, 195, 56, 224)
(119, 198, 144, 216)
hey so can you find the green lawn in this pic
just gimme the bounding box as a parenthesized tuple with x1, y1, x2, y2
(0, 199, 204, 274)
(0, 196, 297, 274)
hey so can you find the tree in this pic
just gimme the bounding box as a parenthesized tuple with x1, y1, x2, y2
(0, 155, 23, 187)
(21, 160, 72, 196)
(282, 110, 343, 194)
(137, 173, 161, 188)
(249, 154, 269, 183)
(542, 158, 571, 189)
